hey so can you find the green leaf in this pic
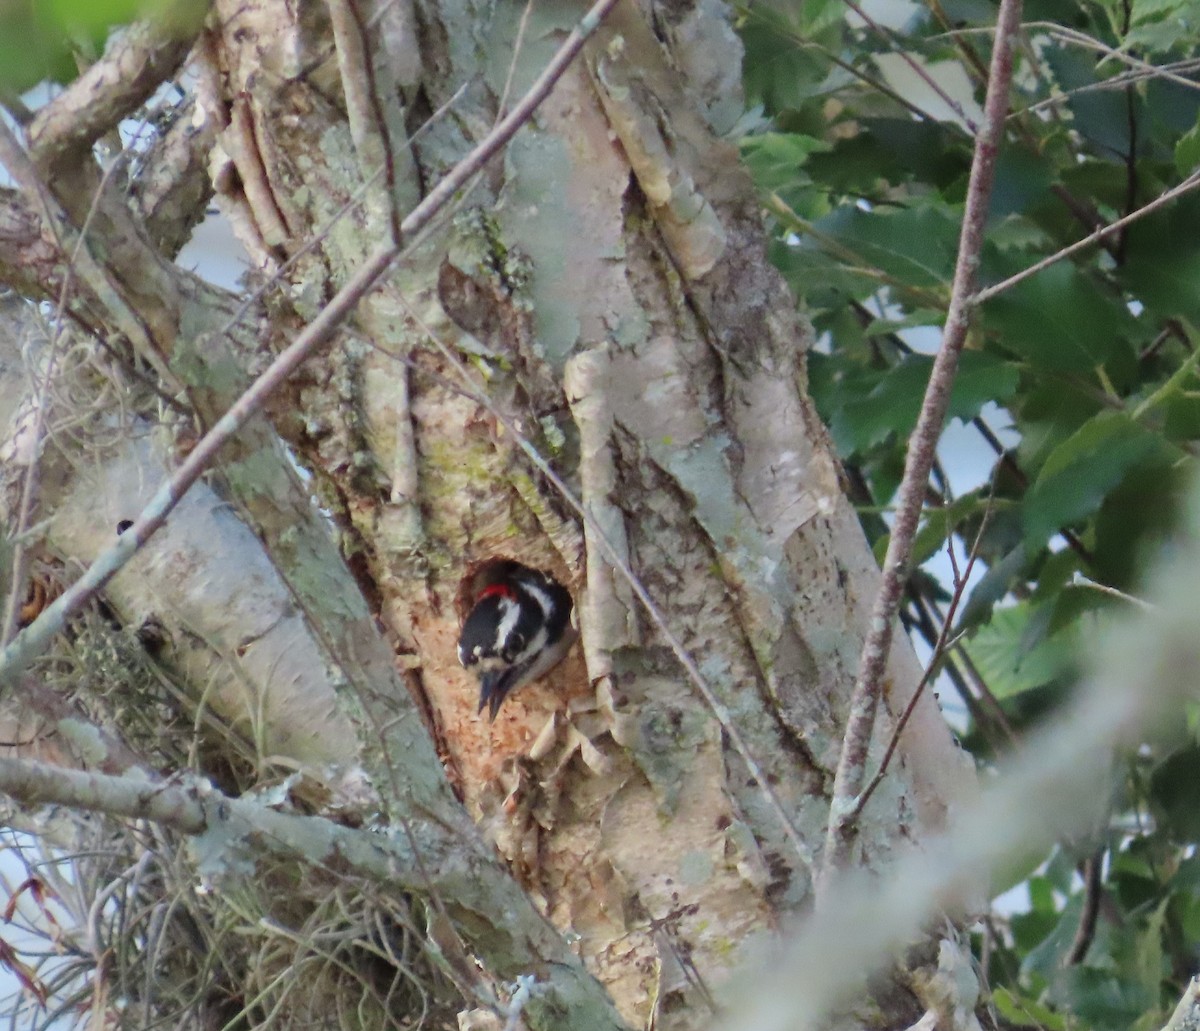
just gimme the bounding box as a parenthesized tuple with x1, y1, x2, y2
(1052, 967, 1156, 1031)
(983, 262, 1137, 375)
(993, 987, 1067, 1031)
(1093, 463, 1188, 588)
(828, 352, 1019, 456)
(811, 203, 960, 290)
(795, 0, 851, 35)
(1022, 892, 1086, 976)
(989, 147, 1056, 221)
(1023, 412, 1161, 551)
(1129, 899, 1168, 1007)
(740, 132, 828, 195)
(768, 240, 878, 306)
(1043, 44, 1134, 156)
(861, 309, 949, 335)
(912, 493, 988, 567)
(0, 7, 77, 90)
(805, 119, 969, 194)
(957, 544, 1032, 629)
(1150, 745, 1200, 842)
(741, 19, 841, 114)
(1177, 894, 1200, 950)
(1122, 194, 1200, 322)
(961, 602, 1078, 699)
(44, 0, 144, 33)
(1131, 0, 1197, 24)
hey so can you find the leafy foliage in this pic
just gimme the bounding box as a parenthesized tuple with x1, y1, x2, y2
(0, 0, 199, 93)
(740, 0, 1200, 1023)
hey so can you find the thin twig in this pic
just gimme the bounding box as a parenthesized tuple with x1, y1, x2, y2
(1074, 577, 1154, 612)
(496, 0, 537, 122)
(841, 0, 980, 132)
(1064, 846, 1105, 966)
(973, 170, 1200, 305)
(819, 0, 1024, 895)
(1024, 23, 1200, 95)
(0, 147, 132, 645)
(0, 0, 622, 689)
(852, 489, 993, 819)
(385, 301, 814, 868)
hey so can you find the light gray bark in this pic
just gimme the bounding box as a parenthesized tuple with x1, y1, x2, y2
(0, 0, 976, 1027)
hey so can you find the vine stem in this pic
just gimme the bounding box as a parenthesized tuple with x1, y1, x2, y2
(818, 0, 1025, 897)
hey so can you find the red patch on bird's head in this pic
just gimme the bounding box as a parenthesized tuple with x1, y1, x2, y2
(477, 583, 517, 603)
(454, 556, 524, 622)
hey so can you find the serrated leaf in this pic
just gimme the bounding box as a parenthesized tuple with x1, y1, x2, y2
(806, 119, 970, 194)
(983, 262, 1136, 375)
(1053, 967, 1156, 1031)
(830, 352, 1018, 455)
(1043, 45, 1133, 155)
(961, 602, 1077, 699)
(798, 0, 852, 35)
(741, 132, 828, 194)
(741, 20, 842, 113)
(769, 240, 878, 305)
(1024, 412, 1161, 550)
(1176, 119, 1200, 174)
(989, 147, 1056, 220)
(1122, 194, 1200, 322)
(1131, 0, 1195, 24)
(812, 203, 960, 289)
(1150, 745, 1200, 841)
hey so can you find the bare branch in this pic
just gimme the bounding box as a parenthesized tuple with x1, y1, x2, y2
(723, 487, 1200, 1031)
(27, 19, 196, 172)
(973, 170, 1200, 305)
(0, 752, 630, 1030)
(0, 756, 205, 832)
(1162, 977, 1200, 1031)
(326, 0, 402, 243)
(0, 189, 64, 302)
(0, 121, 176, 382)
(0, 0, 622, 685)
(820, 0, 1024, 891)
(850, 509, 990, 821)
(9, 677, 148, 777)
(1064, 846, 1105, 966)
(129, 98, 217, 258)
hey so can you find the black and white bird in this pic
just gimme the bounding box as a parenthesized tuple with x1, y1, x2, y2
(457, 562, 575, 721)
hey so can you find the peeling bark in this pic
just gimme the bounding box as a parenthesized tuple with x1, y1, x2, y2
(0, 0, 977, 1028)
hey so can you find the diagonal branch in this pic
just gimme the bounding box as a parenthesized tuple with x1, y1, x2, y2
(0, 745, 629, 1029)
(0, 0, 621, 679)
(819, 0, 1024, 893)
(26, 18, 197, 172)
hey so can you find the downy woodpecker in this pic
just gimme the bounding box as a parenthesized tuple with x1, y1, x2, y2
(457, 562, 575, 721)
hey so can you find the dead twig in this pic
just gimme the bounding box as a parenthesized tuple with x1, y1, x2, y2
(0, 0, 623, 690)
(820, 0, 1024, 895)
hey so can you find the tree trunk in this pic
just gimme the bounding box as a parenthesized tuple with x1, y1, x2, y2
(0, 0, 975, 1027)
